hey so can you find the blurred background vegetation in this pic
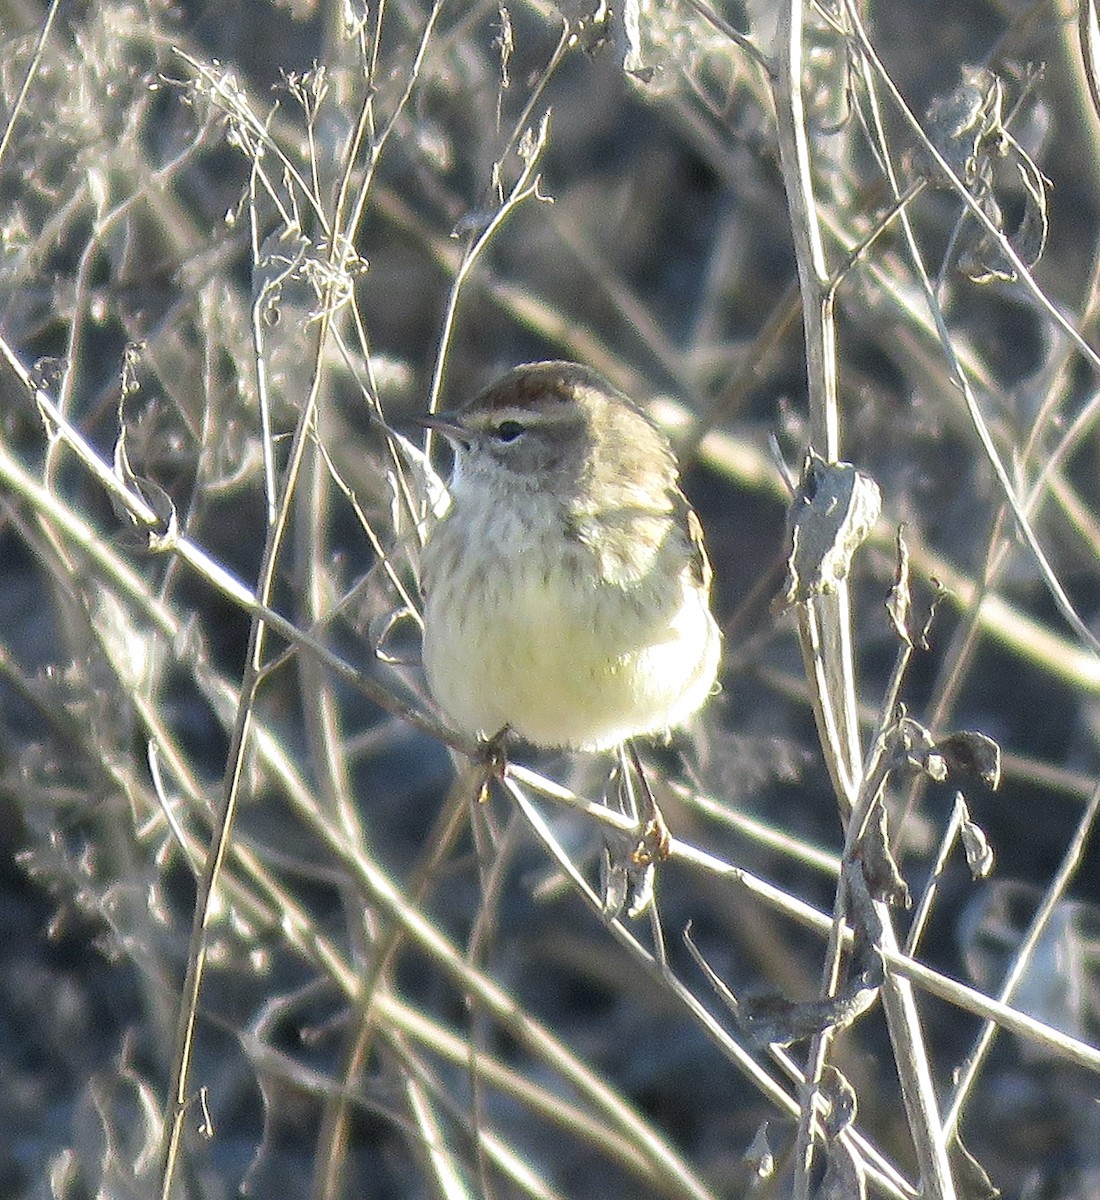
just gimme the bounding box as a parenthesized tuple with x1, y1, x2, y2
(2, 0, 1100, 1197)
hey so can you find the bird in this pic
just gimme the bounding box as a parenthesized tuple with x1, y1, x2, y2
(417, 361, 720, 755)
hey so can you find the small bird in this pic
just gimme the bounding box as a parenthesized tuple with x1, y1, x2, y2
(419, 361, 721, 753)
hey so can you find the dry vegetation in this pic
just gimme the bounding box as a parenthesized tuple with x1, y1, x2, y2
(2, 0, 1100, 1197)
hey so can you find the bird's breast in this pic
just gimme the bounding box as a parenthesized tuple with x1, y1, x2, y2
(419, 496, 718, 750)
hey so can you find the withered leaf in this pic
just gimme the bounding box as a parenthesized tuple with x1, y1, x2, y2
(779, 453, 882, 607)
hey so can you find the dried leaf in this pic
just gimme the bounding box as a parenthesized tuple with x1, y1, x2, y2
(843, 858, 886, 949)
(960, 811, 995, 879)
(738, 969, 879, 1048)
(779, 453, 882, 606)
(886, 526, 913, 645)
(923, 66, 1008, 183)
(112, 424, 179, 551)
(921, 64, 1051, 284)
(896, 715, 948, 783)
(938, 730, 1002, 789)
(819, 1065, 858, 1139)
(1009, 143, 1050, 269)
(962, 147, 1050, 284)
(857, 803, 911, 908)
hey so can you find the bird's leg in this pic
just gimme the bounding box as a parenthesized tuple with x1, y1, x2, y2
(626, 739, 672, 866)
(473, 726, 511, 802)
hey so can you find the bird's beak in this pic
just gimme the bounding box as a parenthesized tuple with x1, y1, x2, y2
(411, 411, 472, 448)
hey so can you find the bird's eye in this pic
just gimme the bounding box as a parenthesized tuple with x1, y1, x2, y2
(493, 420, 526, 443)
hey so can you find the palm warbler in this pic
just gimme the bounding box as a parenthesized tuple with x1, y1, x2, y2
(419, 361, 720, 752)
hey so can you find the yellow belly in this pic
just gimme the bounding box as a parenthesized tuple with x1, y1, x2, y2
(422, 535, 719, 751)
